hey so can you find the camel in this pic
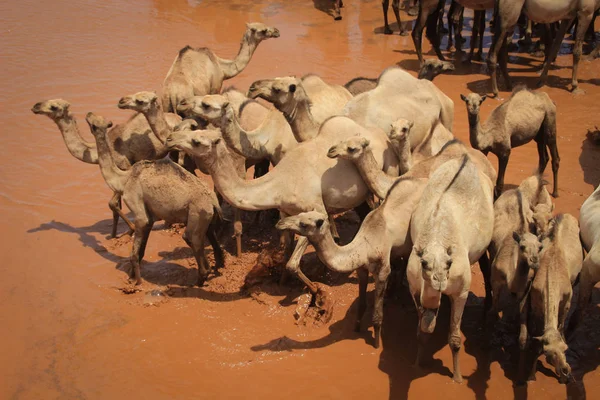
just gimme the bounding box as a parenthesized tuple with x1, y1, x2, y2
(343, 60, 455, 96)
(522, 214, 582, 384)
(486, 176, 550, 349)
(85, 112, 224, 286)
(406, 154, 494, 383)
(411, 0, 494, 64)
(275, 176, 428, 348)
(178, 94, 297, 165)
(161, 22, 280, 113)
(247, 75, 352, 142)
(31, 99, 181, 237)
(165, 116, 400, 308)
(387, 119, 414, 173)
(460, 86, 560, 198)
(328, 136, 497, 200)
(570, 184, 600, 330)
(343, 67, 455, 151)
(382, 0, 409, 35)
(487, 0, 600, 95)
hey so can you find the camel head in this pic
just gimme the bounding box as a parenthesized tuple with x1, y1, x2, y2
(275, 211, 328, 238)
(247, 77, 304, 110)
(535, 330, 571, 383)
(166, 128, 222, 159)
(174, 118, 199, 132)
(177, 95, 229, 125)
(327, 136, 370, 160)
(413, 244, 455, 292)
(388, 118, 414, 143)
(531, 203, 554, 238)
(512, 231, 542, 271)
(418, 59, 455, 80)
(31, 99, 72, 119)
(85, 112, 113, 137)
(460, 93, 486, 115)
(118, 91, 159, 113)
(245, 22, 280, 42)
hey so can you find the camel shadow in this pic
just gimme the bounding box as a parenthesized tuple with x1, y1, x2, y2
(579, 132, 600, 188)
(312, 0, 339, 20)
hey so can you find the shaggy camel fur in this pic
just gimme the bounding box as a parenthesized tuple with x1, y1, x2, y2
(247, 74, 352, 142)
(522, 214, 582, 384)
(343, 59, 455, 96)
(275, 177, 428, 348)
(166, 116, 399, 305)
(570, 184, 600, 330)
(178, 94, 297, 165)
(328, 137, 497, 200)
(162, 22, 280, 113)
(388, 119, 414, 173)
(32, 99, 181, 237)
(487, 0, 600, 95)
(407, 155, 494, 383)
(85, 112, 224, 286)
(461, 87, 560, 198)
(412, 0, 494, 64)
(343, 67, 455, 154)
(487, 176, 551, 348)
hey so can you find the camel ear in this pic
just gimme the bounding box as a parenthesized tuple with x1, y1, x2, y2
(446, 245, 454, 256)
(289, 84, 296, 93)
(408, 120, 414, 128)
(107, 121, 113, 129)
(480, 94, 487, 103)
(513, 231, 521, 243)
(361, 139, 370, 148)
(213, 137, 222, 146)
(550, 203, 555, 212)
(414, 245, 423, 258)
(222, 101, 230, 109)
(460, 94, 467, 102)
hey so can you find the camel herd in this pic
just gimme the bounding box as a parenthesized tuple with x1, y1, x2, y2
(32, 19, 599, 386)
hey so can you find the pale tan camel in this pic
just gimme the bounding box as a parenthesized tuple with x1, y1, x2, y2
(406, 155, 494, 383)
(387, 119, 414, 173)
(343, 67, 455, 153)
(177, 94, 297, 165)
(162, 22, 280, 112)
(328, 137, 497, 200)
(522, 214, 582, 384)
(247, 74, 352, 142)
(343, 59, 455, 96)
(570, 184, 600, 330)
(166, 116, 400, 306)
(487, 0, 600, 95)
(460, 87, 560, 198)
(412, 0, 493, 64)
(85, 112, 224, 286)
(275, 176, 428, 348)
(32, 99, 181, 237)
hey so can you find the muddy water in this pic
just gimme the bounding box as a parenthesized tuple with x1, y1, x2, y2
(1, 0, 600, 398)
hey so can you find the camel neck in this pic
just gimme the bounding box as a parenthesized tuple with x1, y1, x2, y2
(467, 113, 491, 151)
(221, 107, 266, 161)
(283, 96, 319, 142)
(197, 142, 279, 212)
(92, 131, 130, 193)
(55, 114, 98, 164)
(390, 139, 412, 175)
(144, 104, 171, 143)
(219, 32, 259, 79)
(354, 150, 396, 200)
(311, 228, 370, 273)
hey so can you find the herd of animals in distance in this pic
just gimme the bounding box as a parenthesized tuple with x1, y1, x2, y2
(31, 0, 600, 389)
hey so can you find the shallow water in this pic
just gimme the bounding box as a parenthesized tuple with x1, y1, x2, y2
(1, 0, 600, 399)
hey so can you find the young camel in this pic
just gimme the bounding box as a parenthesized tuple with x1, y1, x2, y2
(178, 94, 298, 165)
(487, 0, 600, 96)
(31, 99, 181, 237)
(162, 22, 280, 113)
(247, 74, 352, 142)
(570, 184, 600, 331)
(275, 176, 428, 348)
(460, 87, 560, 198)
(166, 117, 400, 308)
(522, 214, 583, 384)
(85, 112, 224, 286)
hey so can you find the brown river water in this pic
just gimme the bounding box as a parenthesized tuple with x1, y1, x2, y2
(1, 0, 599, 399)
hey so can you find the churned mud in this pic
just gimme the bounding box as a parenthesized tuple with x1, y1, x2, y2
(1, 0, 599, 399)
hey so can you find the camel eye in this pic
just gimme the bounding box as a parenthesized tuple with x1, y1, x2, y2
(348, 147, 357, 153)
(421, 260, 430, 270)
(299, 222, 307, 229)
(201, 103, 209, 109)
(272, 87, 281, 93)
(446, 260, 452, 269)
(135, 99, 144, 105)
(50, 105, 58, 111)
(402, 127, 408, 133)
(191, 138, 201, 147)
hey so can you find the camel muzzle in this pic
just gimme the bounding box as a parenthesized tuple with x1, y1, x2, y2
(31, 103, 42, 113)
(117, 98, 130, 109)
(326, 147, 339, 158)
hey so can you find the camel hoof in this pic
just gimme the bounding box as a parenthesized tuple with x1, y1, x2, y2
(552, 191, 559, 198)
(572, 88, 586, 96)
(334, 14, 342, 21)
(384, 27, 393, 35)
(453, 375, 464, 384)
(407, 6, 418, 16)
(399, 30, 409, 36)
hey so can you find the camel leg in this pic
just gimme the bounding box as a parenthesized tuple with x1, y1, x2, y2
(373, 263, 391, 349)
(129, 220, 152, 286)
(382, 0, 393, 34)
(233, 208, 242, 257)
(448, 292, 468, 383)
(572, 14, 593, 92)
(569, 250, 600, 333)
(109, 192, 134, 237)
(487, 29, 508, 96)
(391, 0, 407, 36)
(425, 1, 446, 61)
(206, 224, 225, 272)
(412, 0, 433, 64)
(545, 122, 560, 198)
(185, 210, 212, 286)
(478, 252, 492, 317)
(527, 337, 542, 381)
(477, 11, 485, 59)
(448, 1, 462, 52)
(355, 267, 369, 332)
(467, 10, 482, 62)
(498, 39, 512, 92)
(495, 151, 510, 199)
(538, 19, 572, 88)
(111, 193, 120, 238)
(517, 291, 530, 384)
(536, 138, 550, 174)
(286, 236, 318, 294)
(333, 0, 342, 20)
